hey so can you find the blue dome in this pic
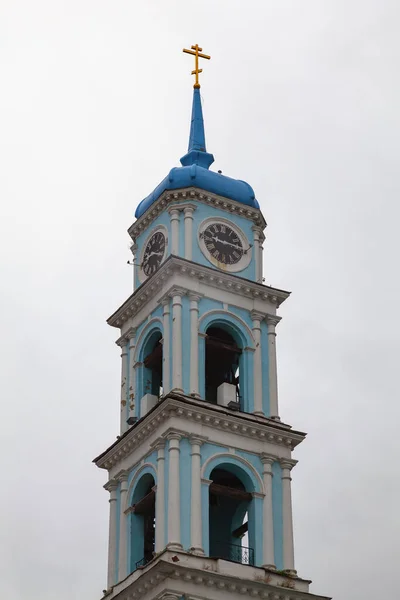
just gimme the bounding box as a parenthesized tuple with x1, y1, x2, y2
(135, 88, 259, 219)
(135, 164, 259, 218)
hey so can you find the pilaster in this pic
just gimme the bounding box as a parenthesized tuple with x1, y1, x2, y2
(280, 459, 297, 574)
(168, 207, 180, 255)
(261, 455, 275, 569)
(116, 470, 129, 581)
(266, 314, 281, 420)
(104, 479, 119, 588)
(189, 293, 202, 397)
(116, 336, 128, 435)
(166, 432, 183, 550)
(189, 435, 206, 555)
(251, 310, 265, 416)
(170, 289, 186, 392)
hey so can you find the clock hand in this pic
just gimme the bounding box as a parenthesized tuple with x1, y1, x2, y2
(212, 236, 243, 251)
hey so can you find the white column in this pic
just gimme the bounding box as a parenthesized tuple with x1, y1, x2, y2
(184, 205, 195, 260)
(189, 293, 201, 397)
(117, 337, 128, 434)
(169, 208, 180, 255)
(259, 233, 265, 282)
(155, 441, 166, 553)
(251, 311, 264, 415)
(281, 461, 296, 573)
(261, 456, 275, 569)
(117, 471, 128, 581)
(171, 291, 184, 392)
(104, 479, 118, 589)
(252, 226, 262, 283)
(266, 315, 281, 420)
(161, 297, 171, 394)
(127, 329, 136, 422)
(190, 437, 204, 554)
(167, 433, 183, 550)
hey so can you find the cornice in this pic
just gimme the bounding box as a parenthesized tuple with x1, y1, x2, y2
(93, 394, 306, 471)
(128, 187, 267, 241)
(107, 255, 290, 328)
(102, 550, 329, 600)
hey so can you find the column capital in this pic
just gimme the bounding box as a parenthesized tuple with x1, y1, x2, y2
(261, 454, 275, 467)
(150, 437, 166, 451)
(280, 459, 297, 472)
(189, 434, 208, 446)
(266, 314, 281, 328)
(104, 479, 118, 494)
(160, 594, 181, 600)
(165, 431, 182, 442)
(250, 310, 266, 323)
(188, 292, 203, 304)
(168, 206, 181, 218)
(169, 287, 187, 298)
(182, 203, 197, 216)
(115, 335, 128, 349)
(125, 327, 136, 340)
(115, 469, 129, 483)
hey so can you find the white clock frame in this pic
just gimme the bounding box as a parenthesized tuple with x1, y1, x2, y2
(198, 217, 252, 273)
(138, 224, 169, 283)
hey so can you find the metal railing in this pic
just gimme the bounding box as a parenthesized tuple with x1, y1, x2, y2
(210, 541, 254, 566)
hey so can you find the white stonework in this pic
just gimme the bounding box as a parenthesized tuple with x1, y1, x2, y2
(188, 293, 201, 397)
(266, 314, 281, 420)
(101, 550, 331, 600)
(128, 187, 267, 242)
(104, 479, 118, 589)
(116, 470, 129, 581)
(166, 432, 183, 550)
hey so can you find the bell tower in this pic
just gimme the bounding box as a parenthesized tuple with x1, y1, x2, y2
(94, 48, 331, 600)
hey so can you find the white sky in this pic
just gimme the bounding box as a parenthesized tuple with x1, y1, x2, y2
(0, 2, 399, 599)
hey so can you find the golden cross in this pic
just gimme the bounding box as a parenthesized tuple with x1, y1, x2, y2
(183, 44, 211, 89)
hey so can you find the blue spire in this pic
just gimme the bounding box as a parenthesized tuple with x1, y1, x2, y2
(180, 87, 214, 169)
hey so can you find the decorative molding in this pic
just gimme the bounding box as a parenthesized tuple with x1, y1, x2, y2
(103, 479, 118, 493)
(115, 469, 129, 482)
(266, 314, 281, 328)
(101, 550, 324, 600)
(127, 187, 267, 242)
(115, 335, 128, 348)
(94, 395, 305, 471)
(200, 451, 265, 494)
(107, 255, 290, 328)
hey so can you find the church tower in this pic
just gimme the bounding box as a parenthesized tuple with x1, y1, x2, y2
(94, 46, 330, 600)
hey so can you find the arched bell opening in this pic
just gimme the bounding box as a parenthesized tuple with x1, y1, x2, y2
(205, 326, 242, 408)
(208, 466, 254, 566)
(142, 331, 163, 397)
(130, 473, 156, 571)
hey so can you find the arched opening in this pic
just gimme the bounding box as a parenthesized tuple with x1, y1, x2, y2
(130, 473, 156, 571)
(142, 331, 163, 398)
(208, 466, 254, 565)
(205, 326, 241, 406)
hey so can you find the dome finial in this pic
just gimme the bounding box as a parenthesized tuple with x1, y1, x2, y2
(183, 44, 211, 89)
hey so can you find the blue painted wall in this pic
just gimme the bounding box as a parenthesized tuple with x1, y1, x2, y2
(133, 200, 259, 288)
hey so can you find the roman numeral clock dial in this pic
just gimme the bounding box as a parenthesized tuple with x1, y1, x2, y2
(141, 230, 166, 277)
(198, 219, 251, 272)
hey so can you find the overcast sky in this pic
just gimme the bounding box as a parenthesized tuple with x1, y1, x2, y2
(1, 1, 399, 599)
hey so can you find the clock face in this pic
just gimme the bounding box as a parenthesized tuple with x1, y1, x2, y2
(202, 222, 244, 265)
(142, 230, 166, 277)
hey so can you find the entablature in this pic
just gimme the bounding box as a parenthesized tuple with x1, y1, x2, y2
(93, 393, 306, 472)
(107, 255, 290, 329)
(128, 187, 267, 243)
